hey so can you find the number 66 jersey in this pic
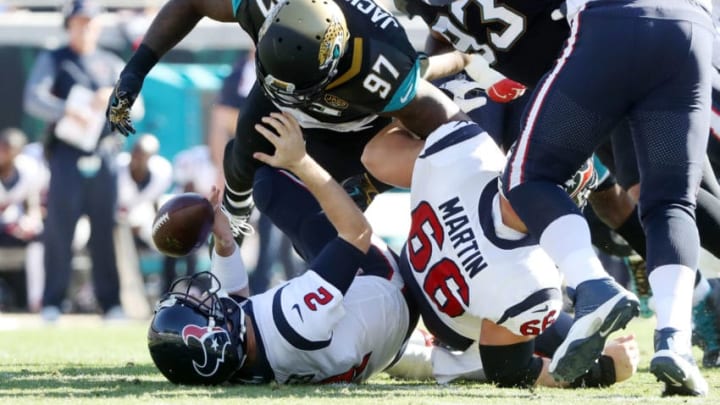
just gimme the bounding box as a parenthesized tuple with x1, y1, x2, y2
(399, 121, 563, 351)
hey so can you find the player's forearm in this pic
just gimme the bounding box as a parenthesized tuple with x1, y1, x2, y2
(136, 0, 204, 62)
(288, 157, 372, 253)
(140, 0, 236, 58)
(422, 33, 468, 81)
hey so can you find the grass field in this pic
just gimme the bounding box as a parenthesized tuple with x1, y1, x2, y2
(0, 315, 718, 404)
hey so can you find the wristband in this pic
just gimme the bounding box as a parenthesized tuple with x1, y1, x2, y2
(211, 246, 249, 293)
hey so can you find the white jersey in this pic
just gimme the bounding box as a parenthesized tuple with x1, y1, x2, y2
(172, 146, 216, 196)
(403, 121, 562, 350)
(0, 154, 48, 225)
(116, 152, 173, 211)
(246, 270, 410, 384)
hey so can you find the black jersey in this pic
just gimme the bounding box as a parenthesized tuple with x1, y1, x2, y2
(232, 0, 420, 126)
(402, 0, 569, 86)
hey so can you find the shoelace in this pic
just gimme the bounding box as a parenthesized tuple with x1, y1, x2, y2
(220, 205, 255, 237)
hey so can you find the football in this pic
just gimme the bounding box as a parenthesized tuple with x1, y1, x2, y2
(151, 193, 214, 257)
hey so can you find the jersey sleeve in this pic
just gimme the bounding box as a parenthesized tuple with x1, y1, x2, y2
(272, 270, 346, 349)
(231, 0, 278, 43)
(358, 36, 420, 113)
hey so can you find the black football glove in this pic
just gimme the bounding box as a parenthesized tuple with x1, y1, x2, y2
(106, 73, 143, 136)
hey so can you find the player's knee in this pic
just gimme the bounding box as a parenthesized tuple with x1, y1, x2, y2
(479, 341, 542, 388)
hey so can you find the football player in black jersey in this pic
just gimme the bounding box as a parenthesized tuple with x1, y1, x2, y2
(107, 0, 468, 246)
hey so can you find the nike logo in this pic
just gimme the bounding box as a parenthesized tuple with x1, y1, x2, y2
(291, 303, 304, 322)
(399, 82, 415, 104)
(532, 305, 549, 314)
(598, 315, 621, 338)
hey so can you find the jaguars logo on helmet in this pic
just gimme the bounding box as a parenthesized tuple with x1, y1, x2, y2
(255, 0, 350, 107)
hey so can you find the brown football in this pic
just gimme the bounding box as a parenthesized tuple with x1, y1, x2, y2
(151, 193, 214, 257)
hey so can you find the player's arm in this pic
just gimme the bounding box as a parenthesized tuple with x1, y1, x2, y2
(387, 79, 468, 139)
(421, 31, 470, 82)
(362, 123, 423, 189)
(106, 0, 235, 135)
(423, 32, 526, 103)
(208, 185, 250, 297)
(253, 112, 372, 254)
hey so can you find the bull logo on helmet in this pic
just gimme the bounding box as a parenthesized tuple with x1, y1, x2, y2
(181, 324, 231, 377)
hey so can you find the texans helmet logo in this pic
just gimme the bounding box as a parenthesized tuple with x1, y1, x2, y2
(181, 324, 231, 377)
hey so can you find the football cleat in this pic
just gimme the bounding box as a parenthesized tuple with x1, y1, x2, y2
(550, 278, 639, 382)
(650, 328, 708, 396)
(220, 201, 255, 248)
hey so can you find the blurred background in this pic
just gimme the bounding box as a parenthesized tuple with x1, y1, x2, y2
(0, 0, 421, 319)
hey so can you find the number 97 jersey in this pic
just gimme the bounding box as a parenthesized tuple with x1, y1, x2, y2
(400, 121, 563, 351)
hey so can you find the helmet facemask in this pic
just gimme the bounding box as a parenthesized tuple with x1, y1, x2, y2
(148, 272, 248, 385)
(255, 0, 349, 108)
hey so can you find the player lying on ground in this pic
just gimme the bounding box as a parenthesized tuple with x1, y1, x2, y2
(147, 112, 416, 385)
(387, 327, 637, 386)
(362, 120, 638, 388)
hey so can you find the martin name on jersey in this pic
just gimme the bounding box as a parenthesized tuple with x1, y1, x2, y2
(401, 121, 563, 350)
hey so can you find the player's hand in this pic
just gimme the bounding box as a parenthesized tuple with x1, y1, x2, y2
(208, 185, 235, 256)
(487, 78, 526, 103)
(106, 73, 143, 136)
(602, 334, 640, 383)
(253, 112, 307, 170)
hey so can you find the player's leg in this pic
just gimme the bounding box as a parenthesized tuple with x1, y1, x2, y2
(221, 83, 279, 245)
(501, 8, 639, 383)
(253, 166, 397, 280)
(626, 13, 713, 397)
(85, 158, 121, 315)
(41, 145, 84, 321)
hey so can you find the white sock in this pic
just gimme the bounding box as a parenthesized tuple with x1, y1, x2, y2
(25, 241, 44, 311)
(692, 272, 711, 307)
(649, 264, 695, 331)
(539, 214, 608, 289)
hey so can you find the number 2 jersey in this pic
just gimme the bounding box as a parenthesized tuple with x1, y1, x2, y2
(234, 243, 410, 384)
(399, 0, 568, 86)
(399, 121, 563, 351)
(231, 0, 421, 130)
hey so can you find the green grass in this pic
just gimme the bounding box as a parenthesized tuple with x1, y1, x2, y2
(0, 316, 718, 404)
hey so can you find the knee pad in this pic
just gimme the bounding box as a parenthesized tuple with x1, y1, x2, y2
(479, 340, 543, 388)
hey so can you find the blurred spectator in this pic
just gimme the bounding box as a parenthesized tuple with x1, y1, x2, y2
(164, 145, 215, 291)
(207, 53, 302, 294)
(114, 133, 171, 318)
(22, 0, 142, 322)
(0, 128, 47, 312)
(116, 134, 172, 249)
(208, 52, 255, 189)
